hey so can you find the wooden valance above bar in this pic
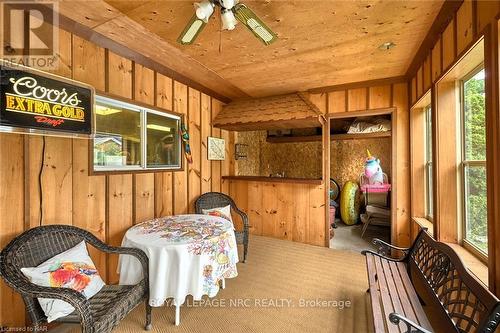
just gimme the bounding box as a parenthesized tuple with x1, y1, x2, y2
(212, 92, 323, 131)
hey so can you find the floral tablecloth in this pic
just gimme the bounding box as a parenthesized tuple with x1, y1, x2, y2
(118, 214, 238, 307)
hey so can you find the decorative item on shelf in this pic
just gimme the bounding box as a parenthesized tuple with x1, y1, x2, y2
(180, 123, 193, 164)
(234, 143, 248, 160)
(207, 136, 226, 160)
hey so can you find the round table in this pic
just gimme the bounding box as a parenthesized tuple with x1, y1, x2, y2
(118, 214, 239, 325)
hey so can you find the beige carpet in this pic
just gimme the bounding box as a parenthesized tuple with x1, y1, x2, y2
(54, 235, 371, 333)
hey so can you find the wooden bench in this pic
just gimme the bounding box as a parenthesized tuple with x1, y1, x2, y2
(362, 229, 500, 333)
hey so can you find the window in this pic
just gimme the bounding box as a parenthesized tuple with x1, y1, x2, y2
(424, 105, 433, 220)
(93, 95, 182, 172)
(461, 68, 487, 255)
(146, 112, 181, 168)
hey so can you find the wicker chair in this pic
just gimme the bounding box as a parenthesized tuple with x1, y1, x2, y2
(195, 192, 249, 262)
(0, 225, 151, 333)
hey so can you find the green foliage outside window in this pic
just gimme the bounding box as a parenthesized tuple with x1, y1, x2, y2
(463, 69, 487, 254)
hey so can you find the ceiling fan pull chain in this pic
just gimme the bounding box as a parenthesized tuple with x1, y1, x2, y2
(219, 6, 223, 54)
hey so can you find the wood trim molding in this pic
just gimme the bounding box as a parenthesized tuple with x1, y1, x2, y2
(405, 0, 464, 78)
(322, 105, 330, 247)
(308, 76, 407, 94)
(212, 117, 322, 131)
(484, 23, 500, 295)
(326, 107, 396, 119)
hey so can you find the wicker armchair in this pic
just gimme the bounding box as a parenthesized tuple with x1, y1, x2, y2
(0, 225, 151, 333)
(195, 192, 249, 262)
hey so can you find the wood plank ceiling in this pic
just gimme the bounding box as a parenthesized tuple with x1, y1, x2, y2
(57, 0, 444, 99)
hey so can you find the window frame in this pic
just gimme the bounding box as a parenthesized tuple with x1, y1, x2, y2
(90, 93, 184, 174)
(424, 104, 433, 222)
(459, 65, 488, 262)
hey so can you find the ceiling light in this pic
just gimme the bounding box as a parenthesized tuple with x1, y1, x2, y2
(178, 0, 277, 46)
(378, 42, 396, 50)
(221, 8, 237, 30)
(194, 1, 214, 23)
(147, 124, 172, 132)
(220, 0, 235, 9)
(95, 105, 121, 116)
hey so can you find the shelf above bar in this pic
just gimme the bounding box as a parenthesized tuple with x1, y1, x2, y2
(266, 131, 391, 143)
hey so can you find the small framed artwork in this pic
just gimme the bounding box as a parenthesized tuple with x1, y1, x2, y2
(207, 137, 225, 160)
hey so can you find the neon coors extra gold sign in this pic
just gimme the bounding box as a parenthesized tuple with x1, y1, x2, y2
(6, 76, 84, 125)
(1, 64, 93, 136)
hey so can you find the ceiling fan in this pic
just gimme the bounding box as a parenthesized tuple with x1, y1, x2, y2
(177, 0, 277, 46)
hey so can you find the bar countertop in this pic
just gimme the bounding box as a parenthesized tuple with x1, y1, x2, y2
(221, 175, 323, 185)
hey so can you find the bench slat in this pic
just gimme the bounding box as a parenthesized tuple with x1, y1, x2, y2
(396, 262, 433, 330)
(388, 260, 420, 324)
(366, 253, 388, 333)
(373, 255, 401, 333)
(366, 254, 433, 333)
(381, 259, 407, 332)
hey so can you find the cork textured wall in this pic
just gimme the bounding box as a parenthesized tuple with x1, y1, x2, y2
(236, 131, 322, 179)
(235, 131, 264, 176)
(330, 137, 392, 187)
(236, 131, 391, 184)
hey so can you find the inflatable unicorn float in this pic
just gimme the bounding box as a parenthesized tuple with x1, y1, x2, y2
(364, 149, 384, 184)
(360, 149, 391, 192)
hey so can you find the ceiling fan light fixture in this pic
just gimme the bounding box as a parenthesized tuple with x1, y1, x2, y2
(220, 0, 236, 9)
(194, 1, 214, 23)
(221, 9, 237, 30)
(177, 0, 277, 45)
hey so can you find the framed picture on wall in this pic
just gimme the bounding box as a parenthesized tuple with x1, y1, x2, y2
(207, 137, 225, 160)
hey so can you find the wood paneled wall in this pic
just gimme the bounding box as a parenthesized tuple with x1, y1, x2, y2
(407, 1, 500, 294)
(409, 1, 500, 105)
(228, 180, 326, 247)
(0, 28, 236, 328)
(310, 82, 411, 248)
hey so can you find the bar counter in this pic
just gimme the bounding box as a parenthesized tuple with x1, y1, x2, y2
(221, 175, 323, 185)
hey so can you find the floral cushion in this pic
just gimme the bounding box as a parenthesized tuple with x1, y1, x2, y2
(21, 241, 105, 322)
(202, 205, 234, 226)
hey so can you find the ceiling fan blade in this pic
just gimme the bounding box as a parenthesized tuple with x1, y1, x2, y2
(233, 4, 277, 46)
(177, 14, 207, 45)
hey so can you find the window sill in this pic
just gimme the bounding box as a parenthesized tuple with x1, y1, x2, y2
(90, 167, 183, 175)
(445, 243, 488, 287)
